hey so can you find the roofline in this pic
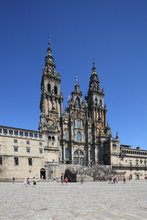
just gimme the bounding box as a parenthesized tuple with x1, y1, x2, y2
(0, 125, 43, 134)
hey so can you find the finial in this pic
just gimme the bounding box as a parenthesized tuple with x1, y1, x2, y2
(92, 59, 96, 72)
(48, 37, 51, 47)
(75, 75, 79, 85)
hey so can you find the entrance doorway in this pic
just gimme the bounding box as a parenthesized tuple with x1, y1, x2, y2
(40, 168, 46, 179)
(136, 174, 139, 180)
(64, 169, 77, 182)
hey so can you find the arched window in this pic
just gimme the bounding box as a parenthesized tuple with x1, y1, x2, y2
(54, 86, 58, 95)
(76, 132, 82, 142)
(73, 150, 84, 165)
(75, 119, 82, 128)
(48, 136, 51, 141)
(52, 136, 55, 141)
(47, 84, 51, 92)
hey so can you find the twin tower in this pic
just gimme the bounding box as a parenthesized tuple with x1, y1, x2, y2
(39, 41, 119, 169)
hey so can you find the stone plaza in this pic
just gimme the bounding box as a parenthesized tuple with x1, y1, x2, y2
(0, 180, 147, 220)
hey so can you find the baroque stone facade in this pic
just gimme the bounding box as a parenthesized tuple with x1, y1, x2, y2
(0, 42, 147, 181)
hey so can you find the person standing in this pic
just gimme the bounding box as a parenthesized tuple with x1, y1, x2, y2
(64, 177, 68, 183)
(12, 177, 15, 184)
(81, 177, 83, 184)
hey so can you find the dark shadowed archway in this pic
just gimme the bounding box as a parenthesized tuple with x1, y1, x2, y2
(40, 168, 46, 179)
(64, 169, 77, 182)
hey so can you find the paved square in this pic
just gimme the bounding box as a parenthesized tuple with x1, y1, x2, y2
(0, 181, 147, 220)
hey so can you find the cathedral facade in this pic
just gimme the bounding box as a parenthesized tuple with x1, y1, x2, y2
(0, 42, 147, 181)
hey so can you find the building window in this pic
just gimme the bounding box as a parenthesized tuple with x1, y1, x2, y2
(3, 129, 7, 134)
(76, 132, 82, 142)
(28, 158, 32, 166)
(39, 142, 42, 146)
(14, 130, 18, 136)
(0, 156, 2, 165)
(0, 129, 2, 133)
(48, 136, 51, 141)
(34, 133, 38, 138)
(26, 141, 30, 145)
(14, 147, 18, 152)
(39, 148, 43, 154)
(64, 133, 69, 140)
(48, 84, 51, 92)
(29, 133, 33, 137)
(14, 139, 17, 143)
(73, 150, 84, 165)
(65, 149, 70, 159)
(75, 119, 82, 128)
(54, 86, 58, 95)
(26, 148, 30, 153)
(9, 130, 13, 135)
(25, 132, 28, 137)
(39, 134, 42, 138)
(14, 157, 19, 166)
(19, 131, 23, 136)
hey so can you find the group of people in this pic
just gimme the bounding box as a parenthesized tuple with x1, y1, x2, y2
(109, 176, 119, 184)
(61, 176, 68, 183)
(108, 176, 128, 184)
(24, 177, 36, 187)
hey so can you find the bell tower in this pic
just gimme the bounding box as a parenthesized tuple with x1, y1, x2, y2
(39, 40, 63, 163)
(86, 63, 108, 164)
(86, 62, 107, 135)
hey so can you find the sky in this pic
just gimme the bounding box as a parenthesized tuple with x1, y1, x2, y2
(0, 0, 147, 149)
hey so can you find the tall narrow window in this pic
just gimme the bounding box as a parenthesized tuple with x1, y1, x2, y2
(28, 158, 32, 166)
(65, 149, 70, 159)
(14, 157, 19, 166)
(48, 84, 51, 92)
(54, 86, 58, 95)
(76, 132, 82, 142)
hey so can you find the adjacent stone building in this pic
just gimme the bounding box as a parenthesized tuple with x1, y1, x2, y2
(0, 42, 147, 181)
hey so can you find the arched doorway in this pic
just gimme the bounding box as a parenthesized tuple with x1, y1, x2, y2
(40, 168, 46, 179)
(64, 169, 77, 182)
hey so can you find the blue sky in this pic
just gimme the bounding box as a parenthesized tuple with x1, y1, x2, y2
(0, 0, 147, 149)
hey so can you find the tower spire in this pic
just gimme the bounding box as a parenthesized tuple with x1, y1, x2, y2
(45, 38, 56, 70)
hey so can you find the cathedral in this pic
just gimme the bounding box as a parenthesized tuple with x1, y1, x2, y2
(0, 41, 147, 181)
